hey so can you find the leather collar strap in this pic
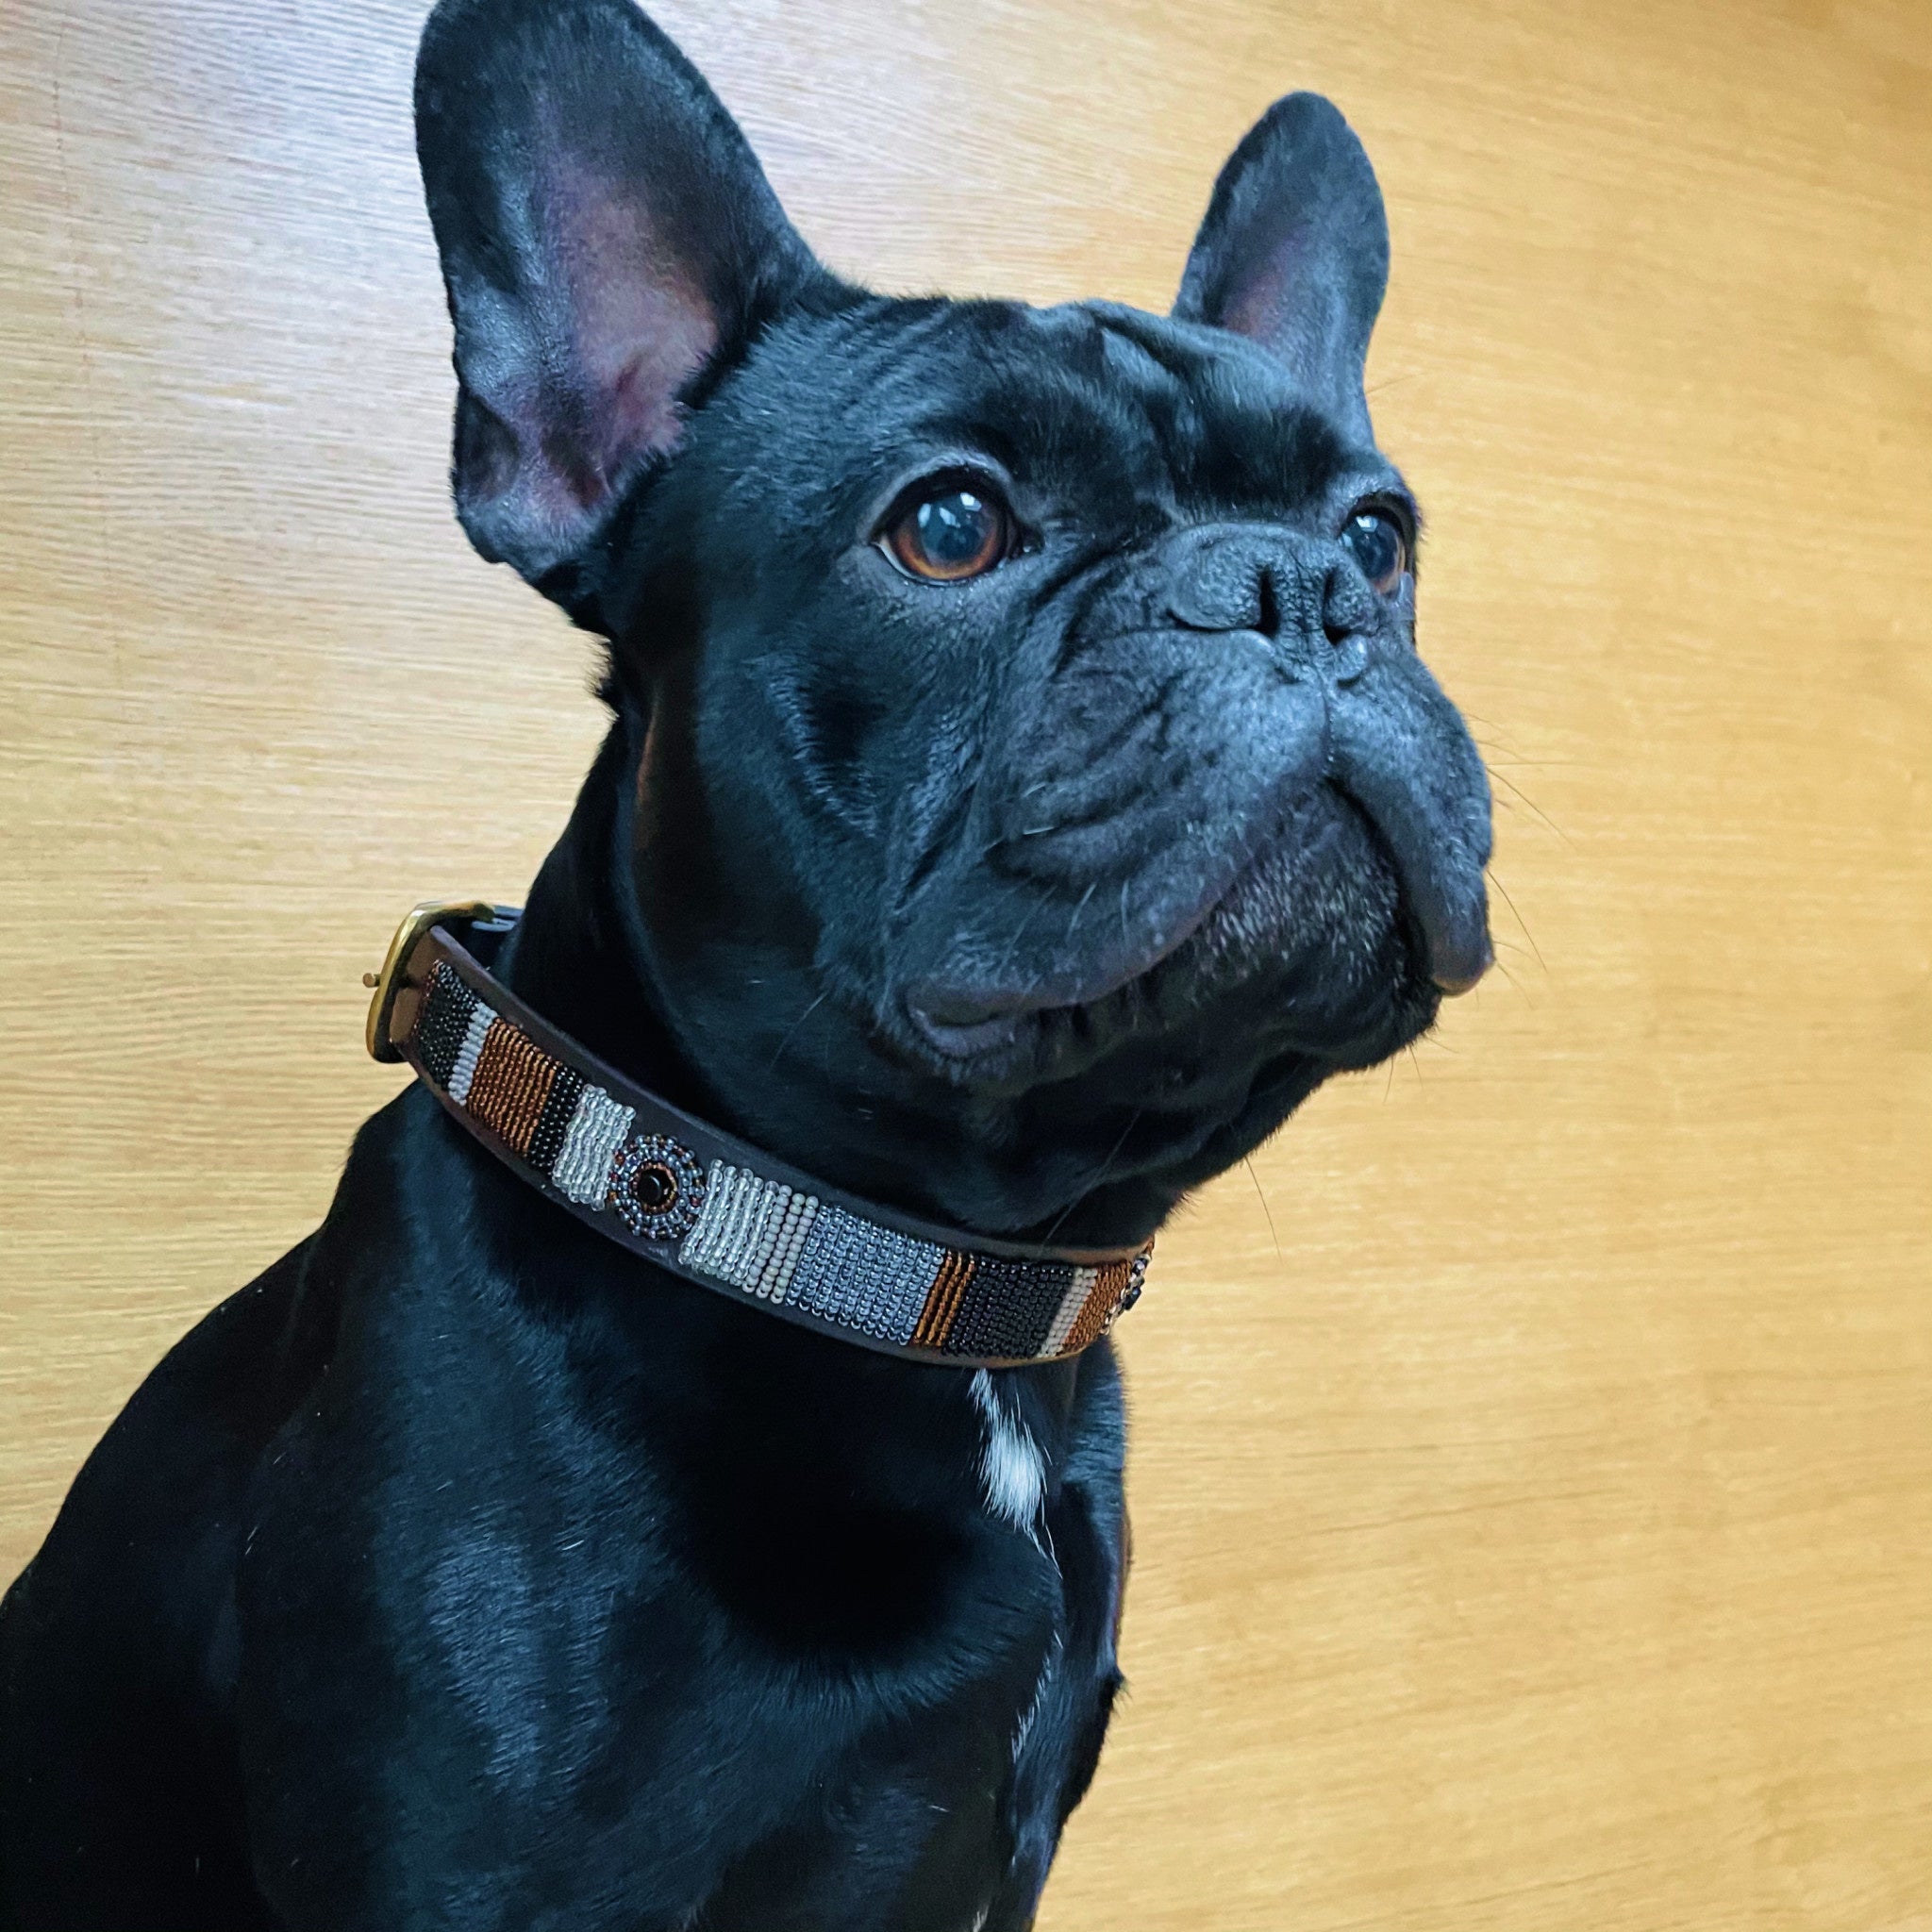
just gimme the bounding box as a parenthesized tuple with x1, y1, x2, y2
(368, 905, 1151, 1369)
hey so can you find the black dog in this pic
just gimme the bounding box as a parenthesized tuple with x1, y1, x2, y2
(0, 1, 1491, 1925)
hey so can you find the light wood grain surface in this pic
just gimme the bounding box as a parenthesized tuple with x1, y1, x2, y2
(4, 1, 1929, 1925)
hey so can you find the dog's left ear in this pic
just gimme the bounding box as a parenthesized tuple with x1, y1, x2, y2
(1174, 93, 1389, 443)
(415, 0, 827, 591)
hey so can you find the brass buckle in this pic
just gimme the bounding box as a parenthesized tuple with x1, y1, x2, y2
(363, 899, 504, 1063)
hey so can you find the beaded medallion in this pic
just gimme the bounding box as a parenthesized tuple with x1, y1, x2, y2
(610, 1134, 707, 1242)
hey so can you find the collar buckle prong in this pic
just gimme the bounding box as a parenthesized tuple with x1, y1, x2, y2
(364, 899, 508, 1063)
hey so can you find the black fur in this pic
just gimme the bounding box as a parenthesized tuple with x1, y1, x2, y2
(0, 2, 1491, 1925)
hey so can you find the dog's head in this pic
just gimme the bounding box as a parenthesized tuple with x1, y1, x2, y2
(415, 0, 1491, 1242)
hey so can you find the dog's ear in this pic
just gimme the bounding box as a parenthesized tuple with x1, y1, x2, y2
(1174, 93, 1389, 443)
(415, 0, 824, 589)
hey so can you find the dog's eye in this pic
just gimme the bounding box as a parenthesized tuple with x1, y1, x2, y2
(882, 487, 1012, 583)
(1342, 508, 1408, 594)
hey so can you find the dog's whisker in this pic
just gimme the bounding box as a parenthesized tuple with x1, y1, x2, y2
(1491, 953, 1532, 1003)
(1055, 879, 1101, 959)
(1486, 766, 1573, 847)
(989, 877, 1056, 983)
(1485, 867, 1546, 973)
(1460, 708, 1533, 756)
(1242, 1157, 1283, 1262)
(1041, 1109, 1143, 1250)
(766, 989, 832, 1073)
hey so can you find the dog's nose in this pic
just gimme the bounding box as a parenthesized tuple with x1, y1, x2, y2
(1315, 558, 1375, 686)
(1164, 527, 1366, 679)
(1164, 527, 1289, 636)
(1317, 557, 1375, 645)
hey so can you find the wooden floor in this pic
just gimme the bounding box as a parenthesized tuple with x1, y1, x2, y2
(3, 0, 1929, 1924)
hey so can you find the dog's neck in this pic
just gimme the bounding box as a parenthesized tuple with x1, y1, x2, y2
(493, 715, 717, 1123)
(492, 708, 1186, 1248)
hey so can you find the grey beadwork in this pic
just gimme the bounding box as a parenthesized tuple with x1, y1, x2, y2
(783, 1205, 943, 1342)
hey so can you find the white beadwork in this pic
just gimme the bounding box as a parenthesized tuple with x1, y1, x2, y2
(551, 1087, 635, 1207)
(681, 1163, 824, 1301)
(679, 1162, 745, 1280)
(757, 1192, 818, 1300)
(446, 1001, 496, 1107)
(1041, 1267, 1097, 1357)
(685, 1163, 750, 1280)
(723, 1176, 784, 1288)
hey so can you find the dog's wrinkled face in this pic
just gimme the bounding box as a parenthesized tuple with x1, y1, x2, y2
(417, 0, 1491, 1240)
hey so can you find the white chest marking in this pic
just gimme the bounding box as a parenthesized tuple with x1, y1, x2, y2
(970, 1369, 1045, 1538)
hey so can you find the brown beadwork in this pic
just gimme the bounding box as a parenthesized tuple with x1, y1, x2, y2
(1063, 1257, 1132, 1356)
(911, 1250, 975, 1349)
(465, 1021, 560, 1154)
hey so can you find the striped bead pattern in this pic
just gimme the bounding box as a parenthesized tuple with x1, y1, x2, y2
(416, 961, 632, 1210)
(408, 958, 1150, 1362)
(673, 1161, 1144, 1358)
(680, 1162, 822, 1299)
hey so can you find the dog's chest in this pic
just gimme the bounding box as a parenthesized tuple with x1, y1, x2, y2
(242, 1193, 1127, 1929)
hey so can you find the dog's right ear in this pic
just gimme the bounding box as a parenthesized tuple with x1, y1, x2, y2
(415, 0, 824, 591)
(1174, 93, 1389, 446)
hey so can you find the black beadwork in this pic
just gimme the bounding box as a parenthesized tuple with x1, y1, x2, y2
(942, 1257, 1073, 1360)
(525, 1064, 586, 1178)
(412, 962, 475, 1090)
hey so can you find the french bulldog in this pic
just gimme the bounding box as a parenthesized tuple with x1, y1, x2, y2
(0, 0, 1491, 1925)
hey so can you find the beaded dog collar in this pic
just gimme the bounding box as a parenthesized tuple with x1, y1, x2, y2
(364, 903, 1151, 1369)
